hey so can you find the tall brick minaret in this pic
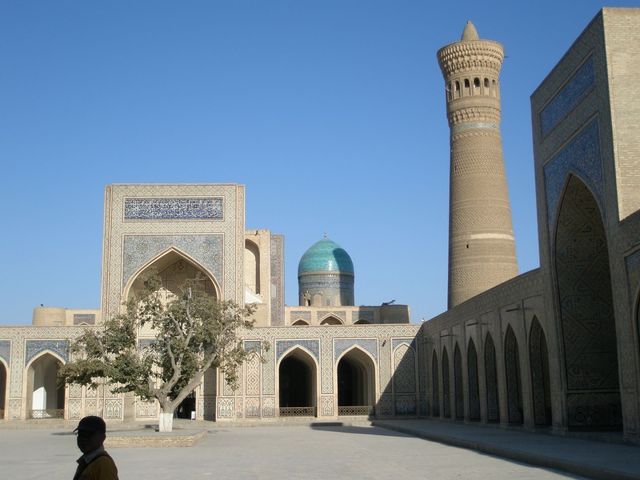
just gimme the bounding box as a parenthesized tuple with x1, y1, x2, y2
(437, 21, 518, 308)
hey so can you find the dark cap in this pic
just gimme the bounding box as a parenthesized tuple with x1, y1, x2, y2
(73, 415, 106, 434)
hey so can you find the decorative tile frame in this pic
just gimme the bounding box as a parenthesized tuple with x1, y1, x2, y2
(270, 235, 285, 326)
(275, 339, 320, 362)
(25, 340, 69, 365)
(334, 338, 378, 361)
(540, 56, 595, 136)
(544, 119, 603, 230)
(121, 234, 223, 288)
(123, 197, 223, 220)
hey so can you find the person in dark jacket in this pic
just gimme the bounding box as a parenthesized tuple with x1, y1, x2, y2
(73, 415, 119, 480)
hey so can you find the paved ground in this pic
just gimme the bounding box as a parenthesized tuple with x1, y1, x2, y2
(1, 424, 585, 479)
(374, 419, 640, 480)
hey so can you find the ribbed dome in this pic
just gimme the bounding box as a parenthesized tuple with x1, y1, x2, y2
(298, 238, 354, 275)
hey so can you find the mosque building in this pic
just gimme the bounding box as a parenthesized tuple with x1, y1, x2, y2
(1, 8, 640, 445)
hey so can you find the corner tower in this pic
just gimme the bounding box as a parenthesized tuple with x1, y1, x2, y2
(437, 21, 518, 308)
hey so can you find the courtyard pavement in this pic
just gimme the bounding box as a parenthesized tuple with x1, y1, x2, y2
(0, 422, 590, 480)
(373, 419, 640, 480)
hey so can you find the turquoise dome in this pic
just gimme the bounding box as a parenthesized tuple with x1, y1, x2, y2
(298, 238, 354, 276)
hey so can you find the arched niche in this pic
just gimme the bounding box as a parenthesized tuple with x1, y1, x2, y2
(0, 359, 7, 419)
(467, 339, 480, 421)
(320, 316, 343, 326)
(278, 348, 317, 416)
(354, 320, 370, 325)
(202, 366, 217, 421)
(442, 347, 451, 418)
(454, 344, 464, 420)
(504, 326, 523, 425)
(554, 175, 621, 430)
(126, 249, 219, 304)
(484, 333, 500, 423)
(292, 319, 309, 326)
(337, 347, 376, 416)
(431, 351, 440, 417)
(529, 317, 552, 427)
(26, 352, 65, 419)
(244, 240, 260, 295)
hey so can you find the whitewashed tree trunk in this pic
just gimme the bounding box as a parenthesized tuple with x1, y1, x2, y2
(159, 411, 174, 432)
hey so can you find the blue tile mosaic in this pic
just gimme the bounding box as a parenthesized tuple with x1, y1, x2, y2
(122, 234, 223, 288)
(124, 197, 223, 220)
(244, 340, 262, 353)
(540, 57, 595, 136)
(334, 338, 378, 361)
(73, 314, 96, 325)
(25, 340, 69, 365)
(0, 340, 10, 364)
(298, 238, 354, 274)
(544, 119, 603, 228)
(392, 338, 417, 351)
(276, 340, 319, 362)
(270, 235, 285, 326)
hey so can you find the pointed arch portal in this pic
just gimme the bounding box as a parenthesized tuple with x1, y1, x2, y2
(529, 318, 552, 427)
(0, 361, 6, 419)
(27, 353, 65, 419)
(485, 333, 500, 423)
(337, 348, 375, 416)
(127, 249, 218, 303)
(504, 326, 523, 425)
(555, 176, 621, 430)
(279, 349, 317, 416)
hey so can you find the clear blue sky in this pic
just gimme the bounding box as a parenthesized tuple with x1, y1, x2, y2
(0, 1, 635, 325)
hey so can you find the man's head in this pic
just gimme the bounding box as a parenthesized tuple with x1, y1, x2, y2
(74, 416, 106, 454)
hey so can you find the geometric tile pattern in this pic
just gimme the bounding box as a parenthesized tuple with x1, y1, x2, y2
(270, 234, 285, 326)
(275, 340, 319, 362)
(555, 177, 622, 428)
(334, 338, 378, 361)
(25, 340, 69, 365)
(544, 119, 602, 231)
(392, 344, 416, 394)
(540, 56, 594, 136)
(122, 234, 223, 288)
(124, 197, 223, 220)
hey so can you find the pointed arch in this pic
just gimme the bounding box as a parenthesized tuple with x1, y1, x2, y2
(467, 339, 480, 421)
(337, 346, 376, 415)
(0, 358, 7, 419)
(278, 347, 317, 416)
(484, 333, 499, 422)
(431, 350, 440, 417)
(123, 247, 220, 303)
(555, 174, 621, 430)
(453, 344, 464, 420)
(244, 239, 260, 295)
(320, 315, 343, 326)
(529, 317, 551, 427)
(292, 319, 309, 326)
(26, 352, 65, 419)
(442, 347, 451, 418)
(504, 326, 523, 425)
